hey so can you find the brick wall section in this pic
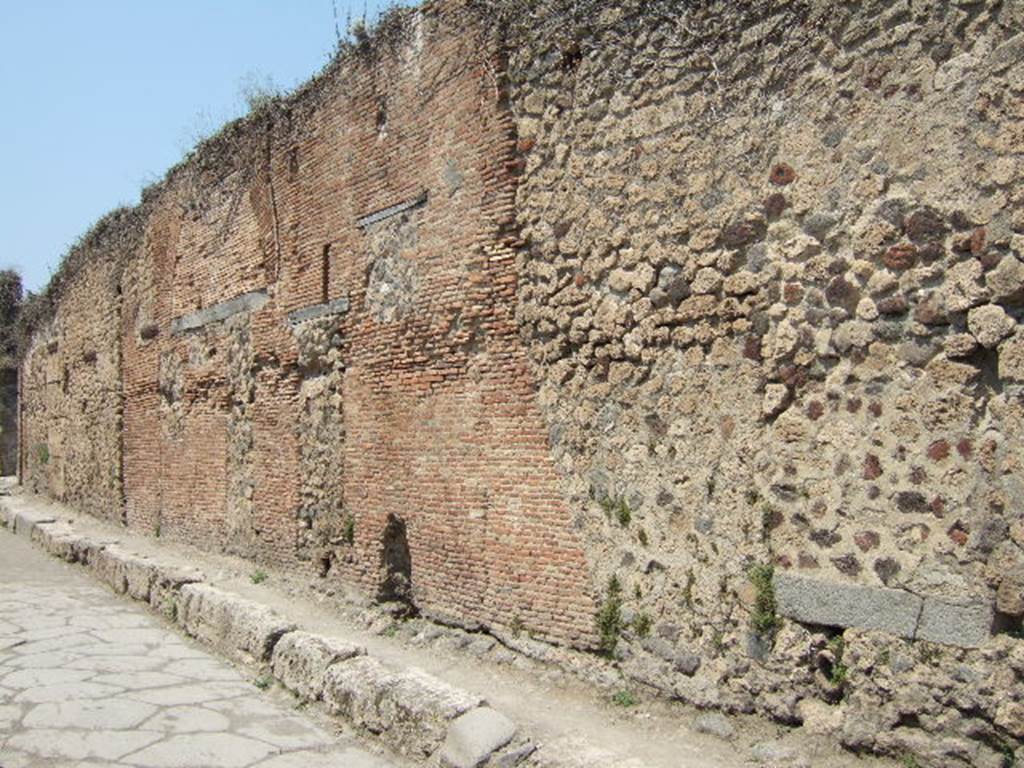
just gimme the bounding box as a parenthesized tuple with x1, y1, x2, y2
(24, 1, 596, 647)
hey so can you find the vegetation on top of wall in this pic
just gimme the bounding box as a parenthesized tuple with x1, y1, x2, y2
(16, 3, 422, 361)
(0, 270, 22, 368)
(19, 0, 774, 363)
(21, 0, 811, 365)
(15, 205, 142, 361)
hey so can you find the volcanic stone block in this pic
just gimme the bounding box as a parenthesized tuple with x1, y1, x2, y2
(30, 521, 76, 560)
(148, 563, 204, 618)
(90, 546, 130, 594)
(916, 598, 992, 648)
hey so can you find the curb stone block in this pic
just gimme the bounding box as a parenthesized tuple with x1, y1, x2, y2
(148, 564, 204, 618)
(91, 546, 157, 600)
(519, 739, 634, 768)
(494, 742, 537, 768)
(178, 583, 296, 664)
(91, 546, 136, 595)
(7, 504, 534, 767)
(323, 656, 398, 734)
(12, 510, 56, 539)
(378, 667, 483, 757)
(124, 558, 158, 603)
(440, 706, 517, 768)
(37, 526, 96, 565)
(72, 536, 113, 566)
(31, 521, 76, 560)
(271, 631, 365, 701)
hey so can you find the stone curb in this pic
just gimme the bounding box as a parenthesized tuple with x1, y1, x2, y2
(0, 498, 538, 768)
(177, 582, 298, 665)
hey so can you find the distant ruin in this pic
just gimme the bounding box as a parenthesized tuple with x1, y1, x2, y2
(17, 1, 1024, 765)
(0, 270, 21, 476)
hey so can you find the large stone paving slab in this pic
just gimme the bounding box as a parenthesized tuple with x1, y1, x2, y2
(0, 526, 402, 768)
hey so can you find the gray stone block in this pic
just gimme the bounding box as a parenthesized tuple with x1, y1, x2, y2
(287, 298, 350, 326)
(124, 559, 158, 603)
(73, 536, 114, 567)
(87, 545, 158, 601)
(356, 191, 427, 229)
(30, 521, 75, 560)
(990, 32, 1024, 73)
(693, 712, 735, 741)
(90, 546, 130, 594)
(774, 572, 922, 638)
(170, 290, 268, 335)
(271, 631, 364, 702)
(440, 707, 517, 768)
(916, 598, 993, 648)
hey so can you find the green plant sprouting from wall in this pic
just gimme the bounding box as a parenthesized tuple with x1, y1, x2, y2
(600, 494, 632, 527)
(611, 689, 637, 707)
(748, 563, 781, 639)
(827, 635, 849, 688)
(633, 612, 652, 638)
(596, 574, 624, 656)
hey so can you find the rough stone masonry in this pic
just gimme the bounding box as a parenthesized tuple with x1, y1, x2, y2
(14, 1, 1024, 765)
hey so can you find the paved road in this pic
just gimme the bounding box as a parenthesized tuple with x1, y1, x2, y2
(0, 526, 398, 768)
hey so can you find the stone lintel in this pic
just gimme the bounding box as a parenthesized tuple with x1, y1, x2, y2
(170, 290, 269, 335)
(356, 191, 428, 229)
(287, 298, 350, 327)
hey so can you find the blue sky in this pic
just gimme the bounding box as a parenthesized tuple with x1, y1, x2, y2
(0, 1, 401, 294)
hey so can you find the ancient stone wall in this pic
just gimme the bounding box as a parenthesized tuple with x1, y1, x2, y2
(18, 0, 1024, 765)
(19, 222, 131, 519)
(504, 0, 1023, 763)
